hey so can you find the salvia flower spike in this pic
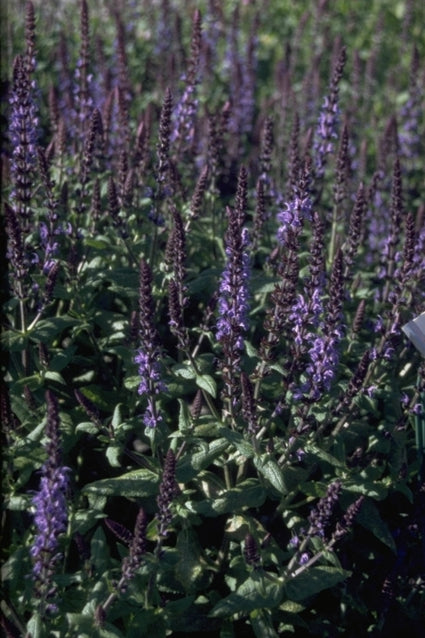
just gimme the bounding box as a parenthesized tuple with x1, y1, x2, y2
(30, 390, 69, 615)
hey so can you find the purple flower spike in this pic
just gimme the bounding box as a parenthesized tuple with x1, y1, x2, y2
(9, 53, 39, 230)
(216, 168, 251, 412)
(313, 46, 347, 185)
(277, 158, 312, 246)
(135, 260, 167, 428)
(30, 390, 69, 614)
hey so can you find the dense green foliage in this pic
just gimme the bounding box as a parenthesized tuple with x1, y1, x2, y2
(1, 1, 425, 637)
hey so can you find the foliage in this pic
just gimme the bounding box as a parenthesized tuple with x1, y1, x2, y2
(1, 1, 425, 637)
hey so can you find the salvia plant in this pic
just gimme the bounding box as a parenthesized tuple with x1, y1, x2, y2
(1, 1, 425, 637)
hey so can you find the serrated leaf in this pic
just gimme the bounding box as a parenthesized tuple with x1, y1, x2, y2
(285, 566, 350, 601)
(254, 454, 286, 493)
(196, 374, 217, 397)
(84, 469, 159, 498)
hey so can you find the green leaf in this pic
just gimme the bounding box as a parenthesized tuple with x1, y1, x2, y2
(106, 445, 121, 467)
(111, 403, 123, 428)
(49, 346, 77, 372)
(85, 237, 115, 250)
(30, 315, 79, 340)
(177, 438, 229, 482)
(175, 528, 208, 592)
(279, 600, 305, 613)
(66, 613, 125, 638)
(355, 498, 397, 552)
(186, 479, 266, 517)
(304, 444, 346, 469)
(344, 479, 388, 500)
(90, 526, 110, 576)
(250, 609, 280, 638)
(124, 375, 140, 390)
(254, 454, 286, 493)
(84, 469, 159, 498)
(220, 621, 236, 638)
(44, 370, 66, 385)
(178, 398, 192, 431)
(13, 374, 42, 392)
(196, 373, 217, 398)
(26, 612, 42, 638)
(163, 596, 197, 630)
(285, 566, 351, 601)
(76, 421, 100, 434)
(7, 495, 31, 511)
(210, 572, 282, 618)
(2, 330, 28, 352)
(217, 427, 254, 458)
(281, 466, 309, 493)
(173, 363, 196, 380)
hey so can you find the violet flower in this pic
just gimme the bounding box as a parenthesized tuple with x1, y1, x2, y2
(30, 390, 69, 614)
(312, 46, 347, 186)
(157, 87, 173, 187)
(72, 0, 94, 145)
(171, 10, 202, 151)
(119, 508, 148, 592)
(9, 53, 39, 231)
(399, 46, 422, 166)
(156, 450, 180, 537)
(289, 213, 326, 363)
(216, 215, 250, 348)
(216, 170, 251, 412)
(295, 250, 345, 400)
(277, 158, 312, 246)
(308, 480, 342, 540)
(4, 202, 29, 300)
(244, 533, 260, 568)
(135, 259, 167, 428)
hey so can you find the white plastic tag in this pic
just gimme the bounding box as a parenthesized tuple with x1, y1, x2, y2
(402, 312, 425, 357)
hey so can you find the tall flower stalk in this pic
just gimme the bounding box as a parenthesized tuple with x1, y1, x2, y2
(295, 249, 345, 401)
(30, 390, 69, 616)
(216, 167, 250, 419)
(135, 259, 167, 429)
(313, 46, 347, 194)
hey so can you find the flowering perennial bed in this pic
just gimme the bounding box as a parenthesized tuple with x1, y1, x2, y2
(1, 1, 425, 636)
